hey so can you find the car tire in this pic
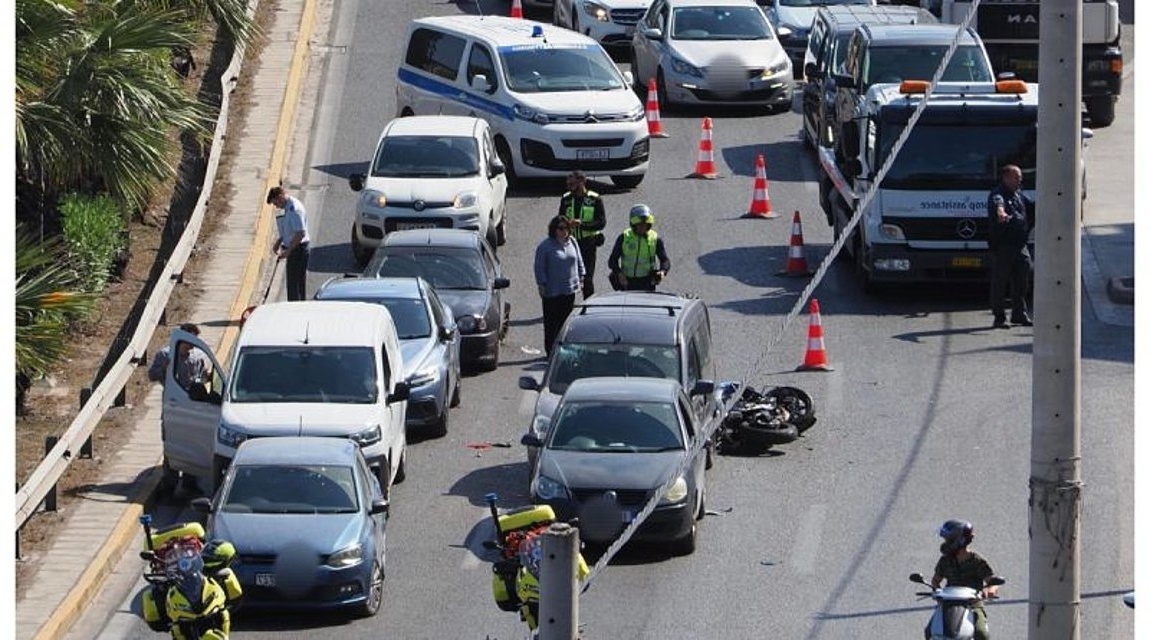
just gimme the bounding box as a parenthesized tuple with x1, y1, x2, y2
(394, 449, 407, 484)
(377, 462, 391, 499)
(356, 560, 384, 617)
(496, 216, 507, 246)
(400, 107, 414, 117)
(158, 457, 179, 495)
(1085, 96, 1115, 127)
(571, 10, 579, 33)
(656, 68, 670, 111)
(450, 374, 461, 408)
(351, 225, 372, 268)
(429, 399, 449, 438)
(611, 174, 644, 189)
(494, 138, 519, 189)
(486, 225, 499, 253)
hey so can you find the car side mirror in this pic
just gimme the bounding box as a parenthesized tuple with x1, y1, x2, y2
(804, 62, 822, 80)
(642, 27, 663, 41)
(370, 498, 390, 516)
(521, 433, 544, 448)
(690, 380, 715, 397)
(909, 572, 927, 584)
(833, 74, 855, 89)
(349, 173, 366, 192)
(439, 325, 457, 342)
(489, 159, 506, 178)
(470, 74, 492, 94)
(140, 550, 157, 562)
(388, 381, 411, 404)
(985, 575, 1006, 588)
(190, 497, 213, 514)
(518, 375, 541, 391)
(622, 70, 634, 86)
(493, 277, 511, 290)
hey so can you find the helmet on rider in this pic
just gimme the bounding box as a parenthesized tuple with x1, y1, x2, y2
(629, 204, 655, 227)
(938, 519, 974, 555)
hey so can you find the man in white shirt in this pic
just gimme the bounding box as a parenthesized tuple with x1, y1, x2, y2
(267, 185, 312, 301)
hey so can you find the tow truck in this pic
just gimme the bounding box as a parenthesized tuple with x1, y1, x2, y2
(818, 78, 1039, 291)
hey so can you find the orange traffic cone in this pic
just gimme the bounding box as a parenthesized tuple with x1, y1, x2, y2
(687, 117, 719, 179)
(797, 299, 833, 372)
(741, 154, 776, 219)
(510, 0, 523, 18)
(645, 78, 669, 138)
(776, 210, 812, 277)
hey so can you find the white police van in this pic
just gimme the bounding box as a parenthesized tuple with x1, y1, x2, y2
(397, 16, 649, 189)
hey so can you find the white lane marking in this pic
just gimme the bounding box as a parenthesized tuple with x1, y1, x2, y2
(792, 504, 827, 575)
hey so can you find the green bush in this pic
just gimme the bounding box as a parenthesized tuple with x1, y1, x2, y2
(58, 193, 128, 293)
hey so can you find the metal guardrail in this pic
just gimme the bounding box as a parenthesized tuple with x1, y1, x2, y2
(14, 18, 253, 532)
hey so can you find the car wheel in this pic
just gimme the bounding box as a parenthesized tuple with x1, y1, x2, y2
(394, 449, 407, 484)
(356, 560, 384, 617)
(704, 436, 714, 470)
(656, 68, 671, 110)
(494, 138, 519, 189)
(611, 174, 644, 189)
(450, 374, 461, 408)
(496, 216, 507, 246)
(571, 10, 579, 33)
(429, 399, 449, 438)
(400, 107, 414, 117)
(1085, 95, 1115, 127)
(376, 462, 391, 499)
(158, 457, 179, 495)
(486, 225, 499, 253)
(351, 225, 372, 268)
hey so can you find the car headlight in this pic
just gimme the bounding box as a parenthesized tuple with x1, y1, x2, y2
(671, 56, 704, 79)
(778, 25, 806, 41)
(362, 189, 387, 209)
(627, 105, 645, 122)
(325, 543, 364, 568)
(581, 1, 609, 22)
(776, 25, 793, 38)
(350, 424, 382, 447)
(407, 364, 439, 388)
(530, 414, 552, 439)
(514, 104, 552, 125)
(659, 476, 688, 505)
(456, 314, 488, 334)
(880, 223, 905, 241)
(534, 474, 569, 501)
(453, 191, 478, 209)
(762, 60, 790, 78)
(217, 423, 248, 449)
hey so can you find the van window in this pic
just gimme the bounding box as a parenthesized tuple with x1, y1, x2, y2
(230, 347, 377, 404)
(501, 45, 624, 93)
(406, 28, 466, 81)
(467, 44, 499, 94)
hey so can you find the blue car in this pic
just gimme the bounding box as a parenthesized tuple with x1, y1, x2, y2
(192, 437, 389, 616)
(315, 276, 462, 437)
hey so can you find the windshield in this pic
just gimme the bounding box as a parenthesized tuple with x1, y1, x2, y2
(548, 401, 684, 452)
(371, 135, 479, 178)
(546, 343, 681, 395)
(864, 45, 993, 87)
(500, 45, 623, 93)
(230, 346, 378, 403)
(879, 124, 1037, 190)
(671, 7, 774, 40)
(317, 295, 432, 340)
(221, 464, 359, 514)
(375, 248, 487, 290)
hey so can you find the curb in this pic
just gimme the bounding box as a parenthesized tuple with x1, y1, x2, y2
(32, 0, 318, 637)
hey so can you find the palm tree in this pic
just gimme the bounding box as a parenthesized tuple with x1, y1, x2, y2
(16, 0, 211, 212)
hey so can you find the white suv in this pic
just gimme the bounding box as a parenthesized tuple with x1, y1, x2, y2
(396, 16, 649, 189)
(347, 116, 508, 266)
(553, 0, 651, 53)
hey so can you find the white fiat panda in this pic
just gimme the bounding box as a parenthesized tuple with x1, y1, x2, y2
(396, 16, 650, 189)
(159, 301, 410, 497)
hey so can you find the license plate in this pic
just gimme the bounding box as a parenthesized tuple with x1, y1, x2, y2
(395, 221, 437, 231)
(951, 257, 982, 268)
(255, 573, 276, 587)
(576, 148, 609, 161)
(1013, 59, 1038, 72)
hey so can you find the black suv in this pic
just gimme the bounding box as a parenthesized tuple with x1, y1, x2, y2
(801, 4, 935, 149)
(519, 291, 720, 472)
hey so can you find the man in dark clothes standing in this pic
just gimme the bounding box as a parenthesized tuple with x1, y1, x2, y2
(986, 164, 1033, 329)
(557, 171, 606, 299)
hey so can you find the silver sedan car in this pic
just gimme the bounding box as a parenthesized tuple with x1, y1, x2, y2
(315, 276, 461, 438)
(631, 0, 793, 110)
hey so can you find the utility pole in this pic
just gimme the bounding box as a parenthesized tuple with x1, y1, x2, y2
(1029, 0, 1082, 638)
(537, 523, 580, 640)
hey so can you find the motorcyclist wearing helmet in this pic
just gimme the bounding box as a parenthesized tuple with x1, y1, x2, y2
(928, 519, 998, 640)
(607, 204, 670, 291)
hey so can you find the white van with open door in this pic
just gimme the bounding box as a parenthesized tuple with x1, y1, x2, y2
(160, 301, 410, 496)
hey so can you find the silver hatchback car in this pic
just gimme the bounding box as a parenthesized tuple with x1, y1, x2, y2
(631, 0, 793, 110)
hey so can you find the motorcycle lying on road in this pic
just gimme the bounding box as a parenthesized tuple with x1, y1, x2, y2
(910, 571, 1005, 640)
(714, 382, 816, 455)
(138, 514, 242, 639)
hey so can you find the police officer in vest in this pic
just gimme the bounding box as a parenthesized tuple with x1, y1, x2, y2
(608, 204, 670, 291)
(558, 171, 607, 298)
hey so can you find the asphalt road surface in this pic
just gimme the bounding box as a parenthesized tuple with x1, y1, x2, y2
(80, 1, 1135, 638)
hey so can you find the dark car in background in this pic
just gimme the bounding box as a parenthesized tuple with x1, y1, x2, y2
(365, 229, 509, 372)
(315, 276, 461, 437)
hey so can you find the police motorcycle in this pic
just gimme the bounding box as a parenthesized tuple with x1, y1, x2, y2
(714, 382, 816, 454)
(909, 572, 1005, 640)
(483, 493, 589, 635)
(138, 514, 242, 638)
